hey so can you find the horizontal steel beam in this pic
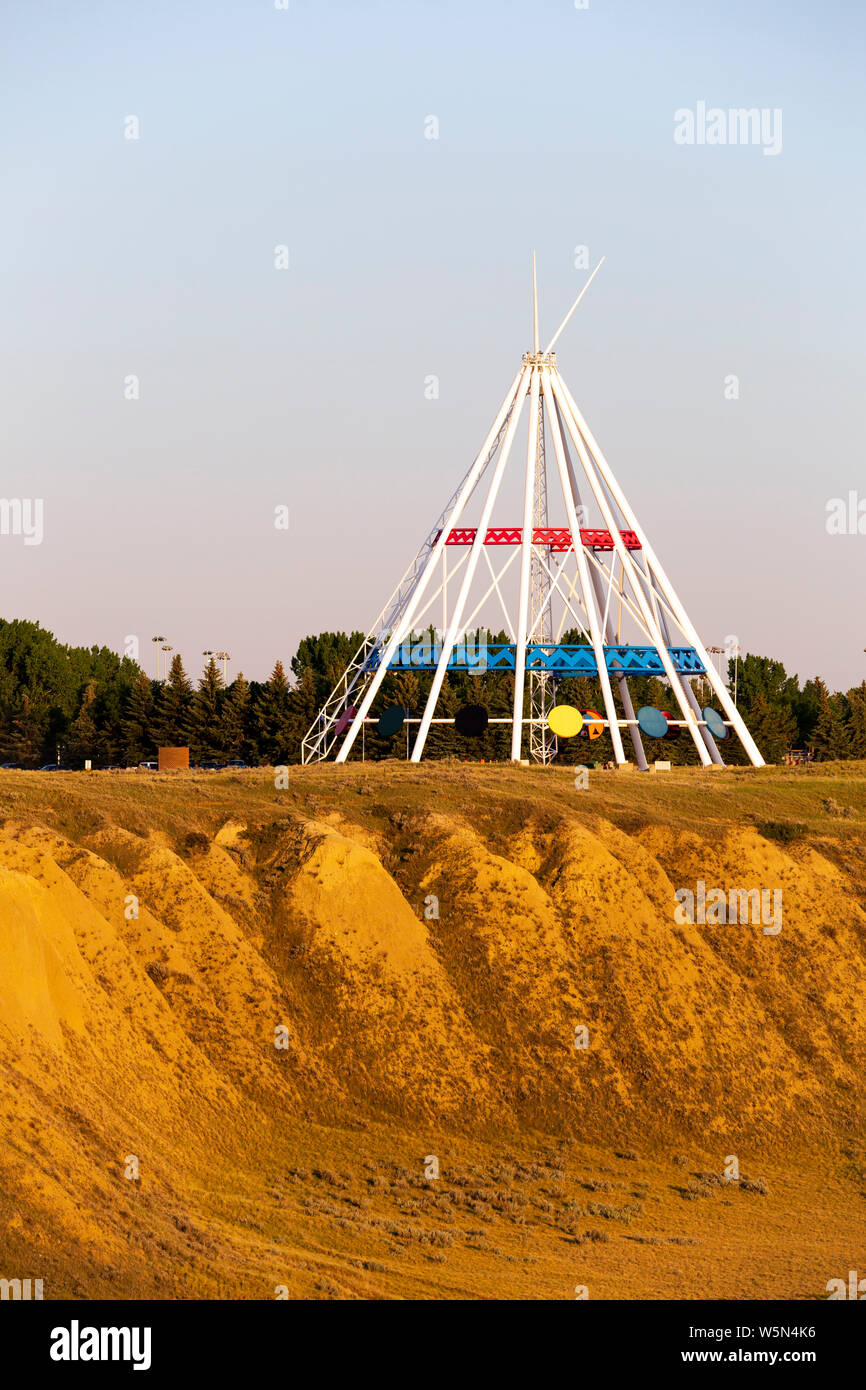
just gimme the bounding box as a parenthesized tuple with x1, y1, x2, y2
(366, 643, 705, 676)
(433, 526, 641, 551)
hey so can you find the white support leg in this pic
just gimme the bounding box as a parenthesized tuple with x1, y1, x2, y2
(511, 366, 540, 761)
(335, 368, 525, 763)
(589, 572, 649, 771)
(558, 377, 765, 768)
(550, 372, 712, 767)
(554, 397, 649, 770)
(643, 561, 724, 766)
(442, 547, 447, 634)
(541, 370, 627, 765)
(410, 367, 531, 762)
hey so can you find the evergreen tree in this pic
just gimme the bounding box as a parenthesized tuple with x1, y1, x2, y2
(221, 672, 253, 761)
(9, 692, 49, 766)
(192, 658, 225, 761)
(812, 681, 851, 761)
(291, 631, 365, 704)
(66, 680, 101, 766)
(121, 672, 156, 764)
(256, 661, 293, 763)
(846, 682, 866, 758)
(155, 654, 194, 750)
(425, 676, 459, 760)
(793, 677, 823, 748)
(285, 666, 319, 763)
(741, 693, 797, 765)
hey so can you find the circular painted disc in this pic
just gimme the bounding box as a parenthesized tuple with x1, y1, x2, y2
(661, 710, 680, 740)
(637, 706, 669, 738)
(548, 704, 583, 739)
(334, 705, 356, 736)
(455, 704, 489, 737)
(583, 708, 605, 740)
(702, 706, 728, 739)
(376, 705, 405, 738)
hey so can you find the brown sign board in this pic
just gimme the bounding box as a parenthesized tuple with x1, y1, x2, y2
(158, 746, 189, 772)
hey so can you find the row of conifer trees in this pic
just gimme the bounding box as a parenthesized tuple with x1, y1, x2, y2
(0, 619, 863, 767)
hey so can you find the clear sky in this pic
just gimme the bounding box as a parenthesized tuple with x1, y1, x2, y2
(1, 0, 863, 688)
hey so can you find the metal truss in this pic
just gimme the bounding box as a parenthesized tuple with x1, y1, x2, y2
(379, 643, 706, 676)
(436, 526, 641, 551)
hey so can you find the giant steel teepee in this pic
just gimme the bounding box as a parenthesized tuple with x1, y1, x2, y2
(302, 260, 764, 770)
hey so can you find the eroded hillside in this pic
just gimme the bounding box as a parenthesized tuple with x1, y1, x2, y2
(0, 763, 864, 1298)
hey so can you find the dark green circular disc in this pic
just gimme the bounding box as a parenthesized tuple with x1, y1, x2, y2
(377, 705, 405, 737)
(455, 704, 489, 737)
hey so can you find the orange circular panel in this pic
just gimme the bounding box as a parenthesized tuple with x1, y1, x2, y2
(583, 708, 605, 739)
(548, 704, 583, 739)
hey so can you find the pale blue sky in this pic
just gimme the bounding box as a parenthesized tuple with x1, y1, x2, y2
(1, 0, 863, 687)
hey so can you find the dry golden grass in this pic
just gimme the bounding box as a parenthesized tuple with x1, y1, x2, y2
(0, 761, 864, 1299)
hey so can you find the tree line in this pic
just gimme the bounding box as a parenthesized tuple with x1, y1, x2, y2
(0, 618, 863, 767)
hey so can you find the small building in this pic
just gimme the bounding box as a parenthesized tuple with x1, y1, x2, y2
(158, 746, 189, 772)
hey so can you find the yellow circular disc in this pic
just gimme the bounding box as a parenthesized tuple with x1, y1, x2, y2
(548, 704, 584, 738)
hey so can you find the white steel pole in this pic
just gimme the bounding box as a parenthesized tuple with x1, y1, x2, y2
(590, 567, 649, 770)
(544, 259, 605, 355)
(532, 252, 539, 355)
(554, 397, 648, 769)
(335, 368, 525, 763)
(511, 365, 541, 761)
(442, 548, 447, 635)
(644, 562, 723, 765)
(550, 372, 712, 767)
(541, 369, 627, 765)
(410, 367, 531, 762)
(558, 377, 764, 768)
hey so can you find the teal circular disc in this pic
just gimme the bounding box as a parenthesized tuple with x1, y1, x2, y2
(702, 707, 728, 739)
(637, 706, 669, 739)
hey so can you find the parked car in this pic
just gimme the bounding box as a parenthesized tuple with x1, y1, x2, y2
(0, 762, 21, 769)
(199, 761, 223, 770)
(138, 761, 158, 771)
(224, 759, 247, 769)
(39, 764, 72, 772)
